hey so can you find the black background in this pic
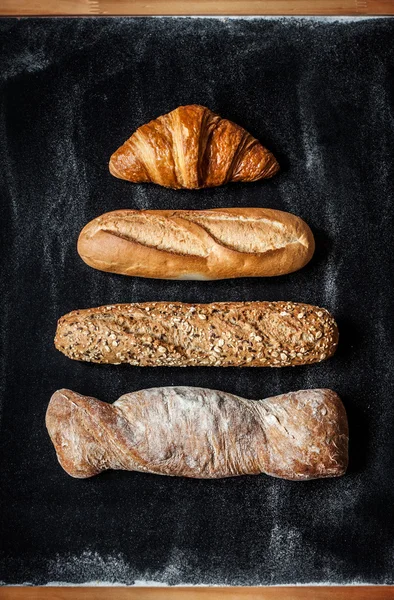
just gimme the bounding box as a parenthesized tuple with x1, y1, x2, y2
(1, 16, 394, 586)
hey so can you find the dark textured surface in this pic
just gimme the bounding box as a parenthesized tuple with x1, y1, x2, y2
(0, 16, 394, 586)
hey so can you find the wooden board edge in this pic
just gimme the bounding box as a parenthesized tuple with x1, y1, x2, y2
(1, 0, 394, 16)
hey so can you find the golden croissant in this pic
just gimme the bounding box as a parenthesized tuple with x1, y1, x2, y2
(109, 104, 280, 189)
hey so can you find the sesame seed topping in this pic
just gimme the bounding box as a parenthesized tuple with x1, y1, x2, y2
(56, 301, 337, 368)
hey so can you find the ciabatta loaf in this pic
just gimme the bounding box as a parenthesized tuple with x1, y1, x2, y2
(46, 387, 348, 480)
(55, 301, 338, 367)
(77, 208, 315, 280)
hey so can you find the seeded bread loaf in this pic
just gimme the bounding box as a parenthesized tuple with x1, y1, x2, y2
(77, 208, 315, 280)
(46, 387, 348, 480)
(55, 301, 338, 367)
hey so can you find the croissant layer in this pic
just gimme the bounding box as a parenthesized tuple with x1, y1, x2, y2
(109, 105, 279, 189)
(46, 387, 348, 480)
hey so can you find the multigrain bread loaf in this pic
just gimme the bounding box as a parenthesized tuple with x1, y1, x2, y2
(77, 208, 315, 280)
(54, 301, 338, 367)
(46, 387, 348, 480)
(109, 104, 279, 189)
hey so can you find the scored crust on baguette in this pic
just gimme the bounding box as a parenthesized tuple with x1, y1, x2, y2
(109, 105, 279, 189)
(77, 208, 315, 280)
(46, 387, 348, 480)
(54, 301, 338, 367)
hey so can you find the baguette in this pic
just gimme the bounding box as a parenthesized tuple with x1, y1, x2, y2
(46, 387, 348, 480)
(55, 301, 338, 367)
(77, 208, 315, 280)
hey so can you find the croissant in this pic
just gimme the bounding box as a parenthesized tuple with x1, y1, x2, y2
(46, 387, 348, 480)
(109, 105, 279, 189)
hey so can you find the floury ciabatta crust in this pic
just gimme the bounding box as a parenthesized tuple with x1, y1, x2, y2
(77, 208, 315, 280)
(46, 387, 348, 480)
(54, 301, 338, 367)
(109, 105, 279, 189)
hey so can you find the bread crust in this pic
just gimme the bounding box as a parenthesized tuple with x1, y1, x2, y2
(46, 387, 348, 480)
(77, 208, 315, 280)
(109, 105, 279, 189)
(55, 301, 338, 367)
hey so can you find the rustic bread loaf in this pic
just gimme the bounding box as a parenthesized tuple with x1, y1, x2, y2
(55, 301, 338, 367)
(46, 387, 348, 480)
(77, 208, 315, 280)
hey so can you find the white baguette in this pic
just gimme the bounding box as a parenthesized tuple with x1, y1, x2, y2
(77, 208, 315, 280)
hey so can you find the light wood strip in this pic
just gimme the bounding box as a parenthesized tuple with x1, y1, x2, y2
(1, 0, 394, 16)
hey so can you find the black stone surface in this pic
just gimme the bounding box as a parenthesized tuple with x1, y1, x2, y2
(0, 16, 394, 586)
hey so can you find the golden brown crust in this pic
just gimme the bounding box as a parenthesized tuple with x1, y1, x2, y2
(54, 301, 338, 367)
(77, 208, 315, 280)
(109, 105, 279, 189)
(46, 387, 348, 480)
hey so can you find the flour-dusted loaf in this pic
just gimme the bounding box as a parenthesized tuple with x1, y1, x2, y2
(54, 301, 338, 367)
(109, 104, 279, 189)
(46, 387, 348, 480)
(77, 208, 315, 280)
